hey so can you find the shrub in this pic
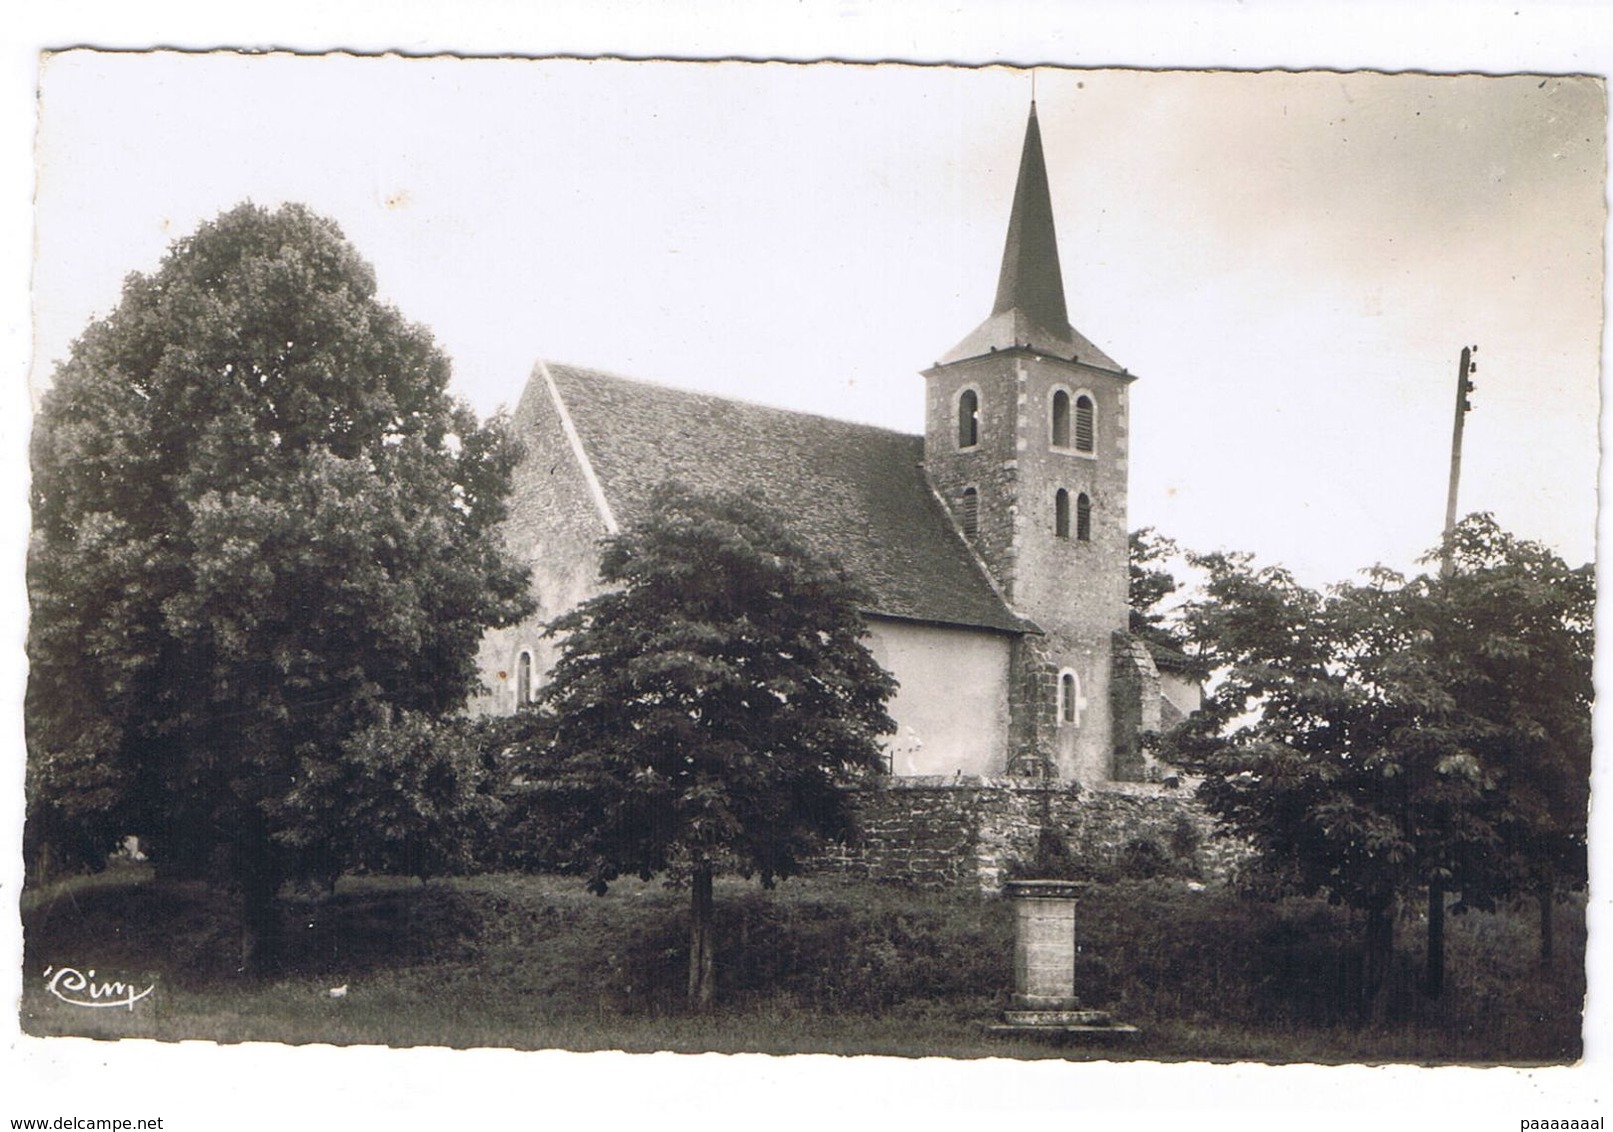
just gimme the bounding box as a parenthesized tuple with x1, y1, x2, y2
(280, 711, 502, 883)
(1168, 813, 1204, 867)
(1120, 836, 1173, 879)
(589, 881, 1014, 1014)
(1005, 826, 1085, 881)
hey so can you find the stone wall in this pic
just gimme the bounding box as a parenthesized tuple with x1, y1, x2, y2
(820, 776, 1247, 892)
(1109, 632, 1163, 782)
(1006, 635, 1058, 776)
(471, 363, 614, 716)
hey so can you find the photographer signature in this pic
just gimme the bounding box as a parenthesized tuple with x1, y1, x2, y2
(42, 966, 154, 1010)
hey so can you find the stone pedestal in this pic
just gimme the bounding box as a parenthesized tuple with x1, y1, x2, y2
(1009, 879, 1081, 1008)
(988, 879, 1138, 1040)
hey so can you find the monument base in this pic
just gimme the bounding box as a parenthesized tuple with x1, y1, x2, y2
(986, 1010, 1140, 1041)
(987, 997, 1140, 1041)
(992, 879, 1140, 1040)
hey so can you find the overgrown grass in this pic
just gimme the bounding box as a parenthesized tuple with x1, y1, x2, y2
(19, 868, 1584, 1063)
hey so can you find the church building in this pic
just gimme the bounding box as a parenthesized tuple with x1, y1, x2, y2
(474, 103, 1183, 785)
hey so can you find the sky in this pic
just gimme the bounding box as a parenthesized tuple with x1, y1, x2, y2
(29, 55, 1605, 590)
(6, 7, 1612, 1130)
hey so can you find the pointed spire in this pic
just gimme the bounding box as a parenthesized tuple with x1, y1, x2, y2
(938, 102, 1121, 371)
(991, 102, 1069, 336)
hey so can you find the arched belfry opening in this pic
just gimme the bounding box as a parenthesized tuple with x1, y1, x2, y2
(958, 388, 980, 448)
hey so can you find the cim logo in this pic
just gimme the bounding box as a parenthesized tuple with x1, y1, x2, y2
(41, 966, 154, 1010)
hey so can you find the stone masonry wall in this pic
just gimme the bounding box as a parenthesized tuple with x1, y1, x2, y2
(1109, 632, 1163, 782)
(1006, 635, 1058, 776)
(471, 364, 612, 716)
(820, 777, 1248, 892)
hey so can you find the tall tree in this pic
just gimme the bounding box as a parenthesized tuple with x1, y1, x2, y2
(514, 483, 897, 1008)
(1419, 518, 1593, 965)
(1161, 516, 1590, 1015)
(26, 202, 532, 968)
(1128, 526, 1197, 664)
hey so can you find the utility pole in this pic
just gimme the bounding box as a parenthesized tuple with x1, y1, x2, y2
(1427, 343, 1477, 1001)
(1441, 345, 1478, 578)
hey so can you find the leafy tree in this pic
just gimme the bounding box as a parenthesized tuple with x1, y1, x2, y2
(512, 482, 897, 1008)
(1161, 516, 1590, 1015)
(1128, 526, 1198, 666)
(26, 202, 533, 969)
(282, 710, 505, 885)
(1418, 518, 1592, 966)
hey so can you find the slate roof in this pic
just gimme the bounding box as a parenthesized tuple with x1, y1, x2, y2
(939, 308, 1123, 372)
(539, 362, 1032, 636)
(938, 102, 1123, 374)
(990, 102, 1070, 346)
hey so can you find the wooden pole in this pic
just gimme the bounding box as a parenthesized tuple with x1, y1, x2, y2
(1427, 344, 1476, 1000)
(1441, 345, 1477, 578)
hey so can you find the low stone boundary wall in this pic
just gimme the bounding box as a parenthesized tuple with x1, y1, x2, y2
(819, 776, 1246, 891)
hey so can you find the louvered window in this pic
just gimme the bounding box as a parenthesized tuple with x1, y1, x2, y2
(961, 487, 979, 539)
(1075, 395, 1095, 452)
(1076, 493, 1092, 542)
(958, 389, 980, 449)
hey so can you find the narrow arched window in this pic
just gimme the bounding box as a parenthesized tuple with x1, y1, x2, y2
(517, 650, 533, 708)
(958, 389, 980, 448)
(961, 487, 979, 539)
(1076, 493, 1092, 542)
(1075, 395, 1095, 453)
(1055, 488, 1070, 539)
(1051, 389, 1071, 448)
(1060, 671, 1079, 725)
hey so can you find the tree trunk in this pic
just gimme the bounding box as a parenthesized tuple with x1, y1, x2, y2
(239, 858, 283, 976)
(1361, 894, 1396, 1024)
(1423, 879, 1445, 999)
(688, 864, 716, 1010)
(30, 841, 54, 890)
(1538, 875, 1555, 967)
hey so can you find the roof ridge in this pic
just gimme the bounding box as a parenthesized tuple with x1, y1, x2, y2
(542, 360, 922, 441)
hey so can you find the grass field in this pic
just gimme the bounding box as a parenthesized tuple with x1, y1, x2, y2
(19, 866, 1585, 1063)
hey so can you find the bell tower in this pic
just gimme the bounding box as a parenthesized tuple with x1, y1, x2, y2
(922, 102, 1143, 782)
